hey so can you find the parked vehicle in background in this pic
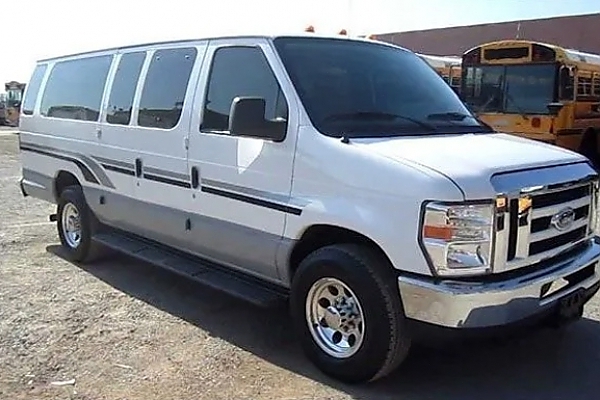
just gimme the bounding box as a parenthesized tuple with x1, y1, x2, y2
(0, 92, 6, 124)
(17, 32, 600, 384)
(418, 53, 462, 94)
(460, 39, 600, 167)
(2, 81, 26, 126)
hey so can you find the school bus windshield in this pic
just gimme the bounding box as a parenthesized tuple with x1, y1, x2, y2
(462, 63, 556, 115)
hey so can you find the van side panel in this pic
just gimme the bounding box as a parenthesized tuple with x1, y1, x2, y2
(186, 38, 301, 281)
(19, 54, 116, 206)
(120, 44, 208, 251)
(86, 50, 148, 233)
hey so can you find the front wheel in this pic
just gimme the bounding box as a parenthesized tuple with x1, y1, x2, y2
(290, 244, 411, 383)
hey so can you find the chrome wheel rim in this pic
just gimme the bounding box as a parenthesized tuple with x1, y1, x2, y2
(306, 277, 365, 359)
(61, 203, 82, 248)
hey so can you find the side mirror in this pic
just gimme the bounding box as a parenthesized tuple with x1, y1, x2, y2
(547, 102, 564, 116)
(229, 97, 286, 142)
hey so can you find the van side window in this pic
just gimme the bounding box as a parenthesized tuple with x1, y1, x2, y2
(40, 55, 113, 121)
(201, 46, 288, 133)
(22, 64, 48, 116)
(106, 52, 146, 125)
(137, 47, 197, 129)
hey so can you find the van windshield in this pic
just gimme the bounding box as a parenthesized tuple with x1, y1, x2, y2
(273, 37, 492, 138)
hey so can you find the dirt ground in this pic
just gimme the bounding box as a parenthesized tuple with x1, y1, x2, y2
(2, 127, 600, 400)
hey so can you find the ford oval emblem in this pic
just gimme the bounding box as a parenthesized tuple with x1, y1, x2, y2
(550, 207, 576, 231)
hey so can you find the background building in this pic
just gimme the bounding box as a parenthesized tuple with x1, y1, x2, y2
(375, 12, 600, 56)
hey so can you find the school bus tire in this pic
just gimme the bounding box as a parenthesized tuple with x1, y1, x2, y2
(579, 128, 599, 170)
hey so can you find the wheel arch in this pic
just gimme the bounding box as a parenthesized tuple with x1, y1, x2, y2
(53, 170, 81, 202)
(286, 224, 395, 284)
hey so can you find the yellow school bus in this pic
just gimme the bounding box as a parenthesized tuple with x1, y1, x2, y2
(460, 39, 600, 165)
(418, 53, 462, 93)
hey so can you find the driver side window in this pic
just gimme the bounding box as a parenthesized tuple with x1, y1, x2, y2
(200, 46, 288, 134)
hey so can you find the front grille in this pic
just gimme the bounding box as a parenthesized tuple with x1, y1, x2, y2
(511, 182, 591, 261)
(491, 163, 598, 273)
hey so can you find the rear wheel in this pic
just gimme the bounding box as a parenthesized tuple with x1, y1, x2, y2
(290, 244, 411, 383)
(56, 185, 103, 263)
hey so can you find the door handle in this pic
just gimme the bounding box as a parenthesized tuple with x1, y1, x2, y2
(191, 166, 199, 189)
(135, 158, 143, 178)
(96, 128, 102, 139)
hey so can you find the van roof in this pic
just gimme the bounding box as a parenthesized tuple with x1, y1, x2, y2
(37, 33, 394, 63)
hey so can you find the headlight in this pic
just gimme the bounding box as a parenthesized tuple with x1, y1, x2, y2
(420, 201, 495, 277)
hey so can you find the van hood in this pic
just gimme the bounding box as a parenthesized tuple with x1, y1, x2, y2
(352, 132, 586, 199)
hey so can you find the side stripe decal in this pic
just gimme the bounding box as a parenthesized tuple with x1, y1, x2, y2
(201, 185, 303, 215)
(102, 164, 136, 176)
(19, 142, 304, 215)
(20, 145, 100, 184)
(143, 173, 191, 189)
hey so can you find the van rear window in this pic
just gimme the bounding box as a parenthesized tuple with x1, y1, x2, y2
(22, 64, 48, 116)
(40, 55, 113, 121)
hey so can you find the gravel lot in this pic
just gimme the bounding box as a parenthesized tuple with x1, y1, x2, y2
(2, 126, 600, 399)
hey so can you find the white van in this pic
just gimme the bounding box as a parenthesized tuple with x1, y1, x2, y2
(18, 33, 600, 383)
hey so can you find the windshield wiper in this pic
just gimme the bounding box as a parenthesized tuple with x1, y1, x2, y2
(427, 112, 496, 132)
(426, 112, 472, 121)
(320, 111, 437, 132)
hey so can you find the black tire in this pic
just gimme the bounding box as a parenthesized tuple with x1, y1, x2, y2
(290, 244, 411, 383)
(56, 185, 102, 263)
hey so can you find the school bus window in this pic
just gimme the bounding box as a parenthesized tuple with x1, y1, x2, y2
(593, 75, 600, 96)
(462, 65, 504, 113)
(577, 76, 593, 97)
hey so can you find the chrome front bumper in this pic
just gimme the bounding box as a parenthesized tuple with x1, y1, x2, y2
(398, 239, 600, 328)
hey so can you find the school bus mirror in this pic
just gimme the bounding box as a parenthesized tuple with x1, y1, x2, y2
(547, 102, 564, 116)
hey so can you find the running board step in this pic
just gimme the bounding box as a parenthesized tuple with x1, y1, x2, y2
(93, 230, 289, 308)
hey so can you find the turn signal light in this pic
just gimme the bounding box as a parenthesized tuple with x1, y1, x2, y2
(423, 225, 454, 240)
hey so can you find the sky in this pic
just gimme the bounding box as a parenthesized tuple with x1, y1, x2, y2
(1, 0, 599, 87)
